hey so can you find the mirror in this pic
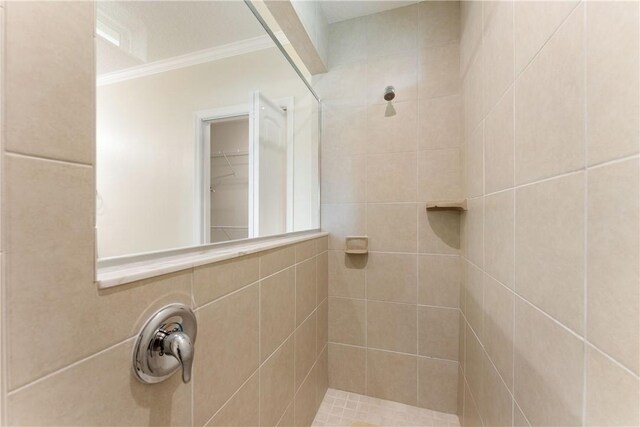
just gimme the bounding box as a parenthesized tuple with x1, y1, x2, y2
(96, 1, 320, 259)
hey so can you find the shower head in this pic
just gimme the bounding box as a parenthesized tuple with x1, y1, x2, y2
(384, 86, 395, 102)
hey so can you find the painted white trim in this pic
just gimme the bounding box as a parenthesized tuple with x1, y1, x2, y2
(202, 119, 212, 243)
(97, 32, 289, 86)
(250, 92, 295, 237)
(249, 94, 259, 238)
(283, 97, 295, 233)
(194, 104, 251, 245)
(97, 4, 148, 62)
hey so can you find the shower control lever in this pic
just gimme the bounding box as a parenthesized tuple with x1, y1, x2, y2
(132, 304, 197, 384)
(158, 324, 194, 383)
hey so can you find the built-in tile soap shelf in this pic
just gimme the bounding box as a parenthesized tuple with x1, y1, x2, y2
(345, 236, 368, 254)
(425, 200, 467, 211)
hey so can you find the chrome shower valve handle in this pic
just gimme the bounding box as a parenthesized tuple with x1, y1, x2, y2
(161, 329, 193, 383)
(132, 304, 197, 384)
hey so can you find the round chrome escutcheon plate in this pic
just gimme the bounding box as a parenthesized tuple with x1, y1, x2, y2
(132, 303, 197, 384)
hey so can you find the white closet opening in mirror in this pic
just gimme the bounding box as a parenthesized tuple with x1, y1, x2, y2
(196, 93, 294, 246)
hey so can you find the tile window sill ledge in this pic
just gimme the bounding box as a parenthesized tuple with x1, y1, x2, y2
(96, 230, 328, 290)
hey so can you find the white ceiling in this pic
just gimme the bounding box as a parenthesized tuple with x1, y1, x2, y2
(97, 1, 266, 75)
(96, 1, 424, 76)
(319, 0, 421, 24)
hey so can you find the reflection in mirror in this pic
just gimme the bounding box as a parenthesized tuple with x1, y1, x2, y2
(96, 1, 320, 259)
(208, 117, 250, 243)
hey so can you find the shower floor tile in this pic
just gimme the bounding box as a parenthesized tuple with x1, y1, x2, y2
(312, 388, 460, 427)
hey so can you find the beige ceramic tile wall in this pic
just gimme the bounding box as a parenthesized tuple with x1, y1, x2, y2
(1, 2, 328, 426)
(458, 1, 640, 426)
(0, 2, 4, 423)
(316, 2, 463, 414)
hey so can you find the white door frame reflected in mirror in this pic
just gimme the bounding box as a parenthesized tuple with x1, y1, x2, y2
(194, 96, 294, 246)
(249, 91, 295, 239)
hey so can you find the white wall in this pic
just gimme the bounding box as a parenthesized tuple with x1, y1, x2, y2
(97, 47, 319, 258)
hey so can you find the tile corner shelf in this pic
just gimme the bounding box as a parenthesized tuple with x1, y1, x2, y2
(425, 199, 467, 211)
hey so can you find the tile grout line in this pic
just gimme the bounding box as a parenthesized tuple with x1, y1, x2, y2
(202, 248, 329, 427)
(195, 276, 261, 313)
(363, 96, 369, 399)
(586, 341, 640, 380)
(513, 399, 533, 427)
(459, 2, 593, 425)
(415, 88, 421, 408)
(461, 295, 524, 425)
(293, 249, 298, 425)
(180, 244, 326, 425)
(328, 294, 459, 311)
(327, 341, 460, 365)
(189, 270, 195, 427)
(461, 284, 640, 401)
(471, 150, 640, 203)
(201, 370, 259, 427)
(4, 150, 93, 169)
(515, 292, 585, 343)
(328, 249, 460, 257)
(197, 246, 314, 312)
(584, 152, 639, 171)
(7, 336, 136, 397)
(275, 394, 294, 427)
(0, 2, 5, 421)
(581, 3, 589, 425)
(194, 244, 320, 311)
(480, 14, 487, 416)
(464, 254, 591, 345)
(415, 215, 420, 407)
(511, 0, 517, 417)
(514, 0, 583, 84)
(462, 369, 484, 426)
(258, 256, 262, 427)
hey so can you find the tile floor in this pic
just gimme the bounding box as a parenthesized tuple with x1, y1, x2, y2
(312, 388, 461, 427)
